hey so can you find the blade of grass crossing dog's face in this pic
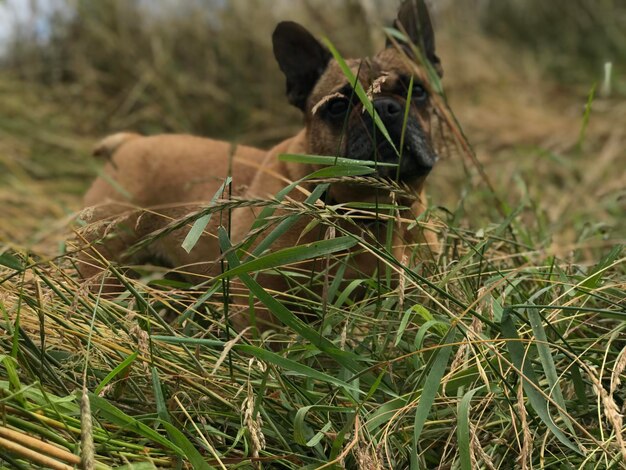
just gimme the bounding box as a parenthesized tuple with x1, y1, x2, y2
(397, 74, 414, 181)
(387, 25, 512, 219)
(323, 39, 399, 156)
(384, 75, 414, 287)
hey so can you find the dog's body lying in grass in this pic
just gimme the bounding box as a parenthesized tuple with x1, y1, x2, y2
(79, 0, 442, 330)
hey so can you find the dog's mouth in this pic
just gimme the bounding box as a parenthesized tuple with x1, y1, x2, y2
(376, 140, 436, 180)
(346, 120, 438, 183)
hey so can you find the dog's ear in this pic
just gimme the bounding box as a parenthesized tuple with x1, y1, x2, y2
(389, 0, 442, 76)
(273, 21, 332, 111)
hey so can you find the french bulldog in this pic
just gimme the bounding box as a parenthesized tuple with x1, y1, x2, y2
(79, 0, 443, 330)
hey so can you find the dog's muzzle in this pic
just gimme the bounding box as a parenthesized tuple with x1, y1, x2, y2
(347, 97, 438, 182)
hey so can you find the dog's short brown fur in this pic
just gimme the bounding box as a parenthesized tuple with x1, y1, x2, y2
(79, 0, 442, 330)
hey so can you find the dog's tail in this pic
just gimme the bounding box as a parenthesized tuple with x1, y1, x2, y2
(92, 132, 141, 160)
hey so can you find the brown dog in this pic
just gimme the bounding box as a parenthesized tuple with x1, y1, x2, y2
(79, 0, 442, 330)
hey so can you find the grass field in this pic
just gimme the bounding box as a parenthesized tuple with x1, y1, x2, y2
(0, 1, 625, 469)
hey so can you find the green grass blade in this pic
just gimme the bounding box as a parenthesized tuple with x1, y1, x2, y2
(249, 179, 304, 232)
(94, 351, 138, 395)
(161, 422, 217, 470)
(307, 165, 374, 178)
(580, 244, 622, 290)
(116, 463, 157, 470)
(570, 362, 589, 408)
(237, 345, 361, 393)
(500, 309, 581, 454)
(322, 38, 398, 155)
(217, 227, 362, 371)
(526, 305, 576, 435)
(306, 421, 332, 447)
(384, 27, 444, 94)
(410, 328, 456, 469)
(294, 405, 351, 446)
(181, 176, 231, 253)
(365, 395, 408, 433)
(248, 183, 328, 258)
(89, 393, 185, 456)
(279, 153, 397, 168)
(153, 337, 362, 395)
(0, 252, 24, 270)
(1, 355, 25, 406)
(577, 82, 597, 149)
(215, 236, 357, 281)
(397, 74, 413, 181)
(457, 388, 481, 470)
(151, 367, 171, 426)
(395, 305, 417, 347)
(333, 278, 365, 308)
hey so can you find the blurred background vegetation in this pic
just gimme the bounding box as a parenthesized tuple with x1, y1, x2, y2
(2, 0, 624, 140)
(1, 0, 623, 257)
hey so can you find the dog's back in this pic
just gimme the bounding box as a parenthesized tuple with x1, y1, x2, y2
(79, 134, 267, 290)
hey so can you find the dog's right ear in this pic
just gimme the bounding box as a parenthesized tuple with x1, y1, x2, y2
(273, 21, 332, 111)
(389, 0, 443, 76)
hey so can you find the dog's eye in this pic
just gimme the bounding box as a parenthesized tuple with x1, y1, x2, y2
(326, 98, 350, 118)
(412, 84, 428, 102)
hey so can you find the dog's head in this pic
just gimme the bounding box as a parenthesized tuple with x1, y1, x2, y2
(273, 0, 442, 199)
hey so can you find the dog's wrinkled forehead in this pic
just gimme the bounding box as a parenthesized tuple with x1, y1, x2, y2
(308, 50, 416, 114)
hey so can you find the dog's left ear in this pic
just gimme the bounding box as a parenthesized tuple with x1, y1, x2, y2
(388, 0, 443, 77)
(273, 21, 332, 111)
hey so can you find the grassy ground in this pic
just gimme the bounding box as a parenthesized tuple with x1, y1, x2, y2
(0, 2, 625, 469)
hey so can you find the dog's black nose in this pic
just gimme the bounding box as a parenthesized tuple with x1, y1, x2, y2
(374, 98, 402, 124)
